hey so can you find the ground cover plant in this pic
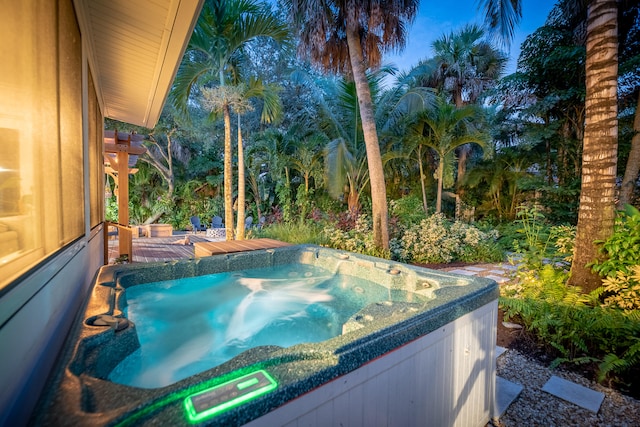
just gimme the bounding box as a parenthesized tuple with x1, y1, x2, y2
(500, 205, 640, 396)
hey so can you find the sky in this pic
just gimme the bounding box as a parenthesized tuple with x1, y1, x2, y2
(383, 0, 558, 78)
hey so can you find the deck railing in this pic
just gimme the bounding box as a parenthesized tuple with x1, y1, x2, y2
(103, 221, 133, 264)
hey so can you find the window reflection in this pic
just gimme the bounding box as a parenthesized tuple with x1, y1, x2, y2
(0, 128, 22, 260)
(0, 1, 86, 291)
(0, 129, 20, 216)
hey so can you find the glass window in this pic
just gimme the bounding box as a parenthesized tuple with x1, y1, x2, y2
(89, 69, 104, 229)
(0, 1, 86, 291)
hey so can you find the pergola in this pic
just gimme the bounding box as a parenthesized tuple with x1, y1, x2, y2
(103, 130, 146, 260)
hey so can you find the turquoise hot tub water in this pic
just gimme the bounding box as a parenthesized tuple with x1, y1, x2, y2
(32, 244, 498, 426)
(109, 264, 427, 389)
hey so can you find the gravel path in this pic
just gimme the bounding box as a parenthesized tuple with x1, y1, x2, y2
(492, 349, 640, 426)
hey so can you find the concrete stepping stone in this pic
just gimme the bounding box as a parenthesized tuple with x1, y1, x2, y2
(486, 274, 509, 283)
(448, 269, 477, 276)
(502, 321, 522, 329)
(463, 266, 487, 272)
(495, 346, 507, 359)
(541, 375, 604, 413)
(494, 376, 523, 418)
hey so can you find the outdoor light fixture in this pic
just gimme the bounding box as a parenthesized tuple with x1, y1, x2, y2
(183, 370, 277, 423)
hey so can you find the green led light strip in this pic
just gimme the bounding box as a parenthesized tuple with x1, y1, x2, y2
(184, 369, 277, 423)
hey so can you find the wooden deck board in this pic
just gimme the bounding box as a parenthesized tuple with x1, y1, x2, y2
(194, 238, 291, 257)
(108, 234, 291, 264)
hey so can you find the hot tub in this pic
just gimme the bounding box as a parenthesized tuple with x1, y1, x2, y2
(32, 244, 498, 426)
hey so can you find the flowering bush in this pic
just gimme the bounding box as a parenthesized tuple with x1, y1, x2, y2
(395, 213, 501, 264)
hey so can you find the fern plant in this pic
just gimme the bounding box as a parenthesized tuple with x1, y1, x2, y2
(511, 205, 576, 268)
(500, 264, 640, 387)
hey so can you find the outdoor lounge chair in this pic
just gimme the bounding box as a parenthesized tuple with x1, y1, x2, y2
(190, 216, 206, 233)
(245, 216, 253, 229)
(211, 216, 224, 228)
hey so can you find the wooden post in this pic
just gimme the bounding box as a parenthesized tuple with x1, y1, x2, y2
(117, 134, 130, 257)
(104, 131, 145, 262)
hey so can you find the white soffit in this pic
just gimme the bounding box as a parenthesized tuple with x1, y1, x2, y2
(74, 0, 203, 128)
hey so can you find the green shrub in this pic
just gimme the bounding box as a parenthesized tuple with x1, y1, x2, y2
(389, 195, 428, 227)
(601, 265, 640, 311)
(322, 213, 391, 259)
(591, 204, 640, 277)
(395, 213, 502, 264)
(551, 224, 576, 263)
(511, 205, 575, 268)
(494, 221, 522, 252)
(105, 197, 118, 222)
(501, 264, 640, 384)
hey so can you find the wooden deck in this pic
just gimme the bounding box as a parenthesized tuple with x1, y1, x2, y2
(107, 234, 291, 264)
(194, 238, 291, 257)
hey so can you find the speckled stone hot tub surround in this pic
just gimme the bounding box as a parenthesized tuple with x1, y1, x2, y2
(32, 245, 499, 426)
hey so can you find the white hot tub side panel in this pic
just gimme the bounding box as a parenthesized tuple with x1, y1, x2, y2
(245, 299, 498, 427)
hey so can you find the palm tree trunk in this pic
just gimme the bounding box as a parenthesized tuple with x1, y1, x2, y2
(223, 103, 234, 241)
(247, 171, 262, 223)
(618, 95, 640, 207)
(454, 91, 468, 220)
(347, 187, 360, 214)
(569, 0, 618, 291)
(236, 114, 246, 240)
(346, 27, 389, 250)
(456, 145, 471, 219)
(418, 146, 428, 214)
(436, 156, 444, 213)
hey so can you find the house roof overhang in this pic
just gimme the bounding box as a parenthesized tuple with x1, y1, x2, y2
(73, 0, 203, 128)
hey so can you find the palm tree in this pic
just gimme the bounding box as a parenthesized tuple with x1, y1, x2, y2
(431, 24, 507, 217)
(431, 24, 507, 108)
(287, 0, 419, 251)
(323, 71, 391, 215)
(619, 95, 640, 207)
(289, 134, 326, 194)
(391, 136, 432, 214)
(568, 0, 619, 290)
(232, 78, 282, 240)
(245, 144, 270, 222)
(479, 0, 620, 292)
(253, 127, 299, 222)
(463, 149, 532, 221)
(408, 97, 490, 213)
(171, 0, 288, 240)
(377, 66, 437, 213)
(325, 137, 370, 214)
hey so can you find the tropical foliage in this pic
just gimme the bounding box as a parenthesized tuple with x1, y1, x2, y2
(396, 213, 501, 264)
(501, 202, 640, 390)
(104, 0, 640, 394)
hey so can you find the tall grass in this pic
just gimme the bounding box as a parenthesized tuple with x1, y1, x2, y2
(252, 221, 330, 246)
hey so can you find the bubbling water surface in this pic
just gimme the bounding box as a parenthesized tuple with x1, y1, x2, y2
(108, 264, 421, 388)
